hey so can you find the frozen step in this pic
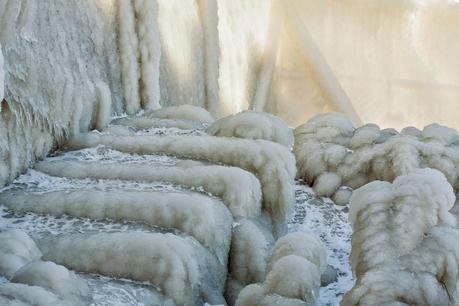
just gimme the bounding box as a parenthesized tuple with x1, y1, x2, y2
(38, 231, 226, 306)
(0, 189, 233, 261)
(110, 117, 205, 131)
(35, 160, 262, 219)
(67, 133, 296, 237)
(48, 146, 180, 167)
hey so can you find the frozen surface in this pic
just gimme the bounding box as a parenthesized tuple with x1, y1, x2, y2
(0, 179, 353, 305)
(289, 184, 353, 306)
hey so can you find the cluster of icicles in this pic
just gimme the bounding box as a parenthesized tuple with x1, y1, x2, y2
(2, 106, 459, 305)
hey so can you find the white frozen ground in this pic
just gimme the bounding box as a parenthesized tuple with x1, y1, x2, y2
(0, 120, 353, 305)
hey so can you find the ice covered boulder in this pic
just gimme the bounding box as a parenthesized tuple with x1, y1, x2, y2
(207, 111, 293, 147)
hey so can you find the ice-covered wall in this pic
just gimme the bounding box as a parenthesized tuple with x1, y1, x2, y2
(0, 0, 121, 186)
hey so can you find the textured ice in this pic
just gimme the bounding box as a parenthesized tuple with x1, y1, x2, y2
(289, 184, 353, 306)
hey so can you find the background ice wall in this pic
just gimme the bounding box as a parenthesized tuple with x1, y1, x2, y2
(1, 0, 459, 187)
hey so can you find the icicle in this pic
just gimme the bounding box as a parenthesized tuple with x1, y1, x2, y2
(0, 43, 3, 104)
(133, 0, 161, 111)
(117, 0, 141, 115)
(198, 0, 220, 116)
(95, 81, 112, 131)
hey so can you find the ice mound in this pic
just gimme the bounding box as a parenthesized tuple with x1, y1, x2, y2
(207, 110, 293, 148)
(235, 232, 325, 306)
(294, 113, 459, 199)
(0, 230, 42, 279)
(343, 169, 459, 305)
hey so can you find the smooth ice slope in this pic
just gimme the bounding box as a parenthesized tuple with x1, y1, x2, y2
(0, 189, 233, 259)
(39, 232, 226, 305)
(343, 169, 459, 305)
(206, 110, 294, 148)
(66, 133, 296, 236)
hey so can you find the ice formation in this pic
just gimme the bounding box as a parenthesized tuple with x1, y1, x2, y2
(35, 160, 262, 220)
(11, 261, 89, 305)
(0, 189, 233, 259)
(110, 117, 203, 131)
(294, 112, 459, 199)
(0, 230, 89, 305)
(235, 232, 325, 305)
(66, 133, 296, 236)
(133, 0, 161, 111)
(0, 282, 64, 306)
(144, 104, 215, 124)
(39, 232, 226, 305)
(117, 0, 141, 114)
(343, 169, 459, 305)
(2, 1, 458, 305)
(206, 110, 294, 148)
(0, 43, 3, 102)
(0, 229, 42, 279)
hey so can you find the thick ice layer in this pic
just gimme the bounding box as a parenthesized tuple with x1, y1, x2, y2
(0, 189, 232, 260)
(294, 113, 459, 198)
(67, 133, 296, 236)
(144, 105, 214, 124)
(0, 229, 42, 279)
(35, 160, 262, 219)
(110, 117, 204, 131)
(206, 110, 294, 148)
(343, 169, 459, 305)
(39, 232, 226, 305)
(11, 261, 89, 305)
(47, 146, 179, 166)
